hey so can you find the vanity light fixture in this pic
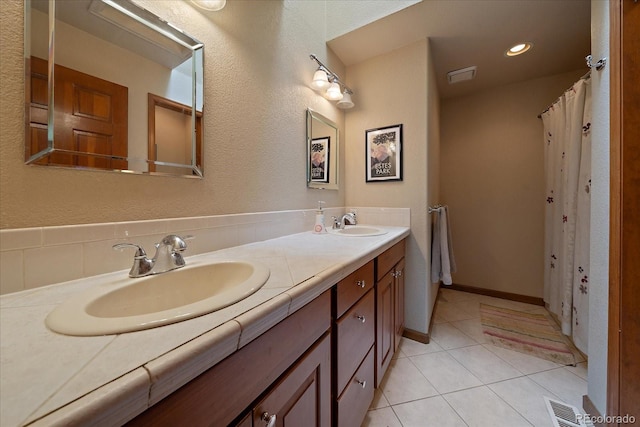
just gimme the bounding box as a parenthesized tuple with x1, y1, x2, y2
(190, 0, 226, 11)
(505, 42, 533, 57)
(309, 54, 355, 109)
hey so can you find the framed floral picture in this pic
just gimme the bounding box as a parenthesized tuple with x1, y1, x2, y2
(310, 136, 330, 183)
(366, 124, 403, 182)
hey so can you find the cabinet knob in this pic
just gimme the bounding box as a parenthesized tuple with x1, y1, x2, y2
(356, 280, 366, 288)
(355, 379, 367, 389)
(261, 412, 277, 427)
(392, 270, 403, 278)
(355, 314, 366, 323)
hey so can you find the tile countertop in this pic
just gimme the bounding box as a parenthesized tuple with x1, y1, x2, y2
(0, 226, 409, 426)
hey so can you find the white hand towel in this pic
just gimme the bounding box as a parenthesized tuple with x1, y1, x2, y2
(430, 209, 442, 284)
(431, 206, 456, 285)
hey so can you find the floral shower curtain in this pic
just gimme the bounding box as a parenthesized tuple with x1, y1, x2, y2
(542, 77, 591, 354)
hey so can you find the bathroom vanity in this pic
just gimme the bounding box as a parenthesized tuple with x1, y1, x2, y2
(127, 240, 406, 426)
(0, 225, 408, 426)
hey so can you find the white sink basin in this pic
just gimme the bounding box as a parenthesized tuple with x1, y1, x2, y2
(328, 226, 388, 237)
(46, 260, 270, 336)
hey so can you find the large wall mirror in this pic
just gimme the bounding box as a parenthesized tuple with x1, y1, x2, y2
(25, 0, 204, 177)
(306, 109, 339, 190)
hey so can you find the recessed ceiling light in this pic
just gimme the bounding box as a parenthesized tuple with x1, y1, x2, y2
(505, 42, 533, 57)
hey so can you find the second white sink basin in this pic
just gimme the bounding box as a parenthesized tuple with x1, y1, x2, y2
(328, 226, 388, 237)
(46, 260, 270, 336)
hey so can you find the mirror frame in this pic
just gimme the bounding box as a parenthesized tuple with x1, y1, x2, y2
(24, 0, 205, 178)
(306, 108, 339, 190)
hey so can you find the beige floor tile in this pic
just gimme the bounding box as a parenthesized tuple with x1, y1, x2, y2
(379, 358, 439, 405)
(410, 351, 482, 394)
(398, 337, 444, 357)
(369, 388, 390, 410)
(430, 323, 478, 350)
(393, 395, 467, 427)
(450, 318, 490, 344)
(434, 300, 477, 322)
(448, 345, 523, 384)
(489, 377, 562, 427)
(361, 407, 402, 427)
(443, 386, 533, 427)
(528, 367, 588, 410)
(564, 362, 588, 381)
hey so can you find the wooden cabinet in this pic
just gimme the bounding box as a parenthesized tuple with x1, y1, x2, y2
(252, 333, 331, 427)
(127, 290, 331, 427)
(375, 240, 406, 387)
(334, 261, 375, 427)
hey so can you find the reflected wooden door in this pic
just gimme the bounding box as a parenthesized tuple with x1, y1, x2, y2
(28, 57, 128, 169)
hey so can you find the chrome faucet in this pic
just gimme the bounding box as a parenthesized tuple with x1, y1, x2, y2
(113, 234, 192, 278)
(332, 212, 357, 229)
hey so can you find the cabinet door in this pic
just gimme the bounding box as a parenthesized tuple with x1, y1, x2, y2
(253, 333, 331, 427)
(375, 270, 394, 387)
(393, 258, 405, 352)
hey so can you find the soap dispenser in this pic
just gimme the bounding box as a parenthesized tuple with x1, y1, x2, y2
(313, 201, 327, 234)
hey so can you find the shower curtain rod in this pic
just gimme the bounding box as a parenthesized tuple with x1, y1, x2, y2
(537, 70, 591, 119)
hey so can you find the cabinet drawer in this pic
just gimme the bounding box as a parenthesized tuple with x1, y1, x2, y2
(376, 240, 405, 281)
(336, 260, 374, 318)
(337, 347, 375, 427)
(336, 289, 375, 394)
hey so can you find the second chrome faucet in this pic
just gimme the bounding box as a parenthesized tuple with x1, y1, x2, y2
(332, 212, 357, 229)
(113, 234, 192, 278)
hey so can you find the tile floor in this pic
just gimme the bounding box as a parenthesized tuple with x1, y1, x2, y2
(362, 288, 588, 427)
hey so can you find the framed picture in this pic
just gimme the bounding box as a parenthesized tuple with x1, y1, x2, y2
(366, 124, 403, 182)
(310, 136, 330, 183)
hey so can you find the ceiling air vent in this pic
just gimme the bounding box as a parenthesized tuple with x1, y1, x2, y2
(447, 66, 477, 84)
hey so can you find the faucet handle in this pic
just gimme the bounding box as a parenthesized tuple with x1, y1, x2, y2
(159, 234, 193, 252)
(113, 243, 147, 258)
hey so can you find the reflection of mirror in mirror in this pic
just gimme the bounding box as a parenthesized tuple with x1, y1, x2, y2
(25, 0, 204, 177)
(306, 109, 339, 190)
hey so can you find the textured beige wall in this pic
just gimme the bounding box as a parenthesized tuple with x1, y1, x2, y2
(344, 40, 436, 334)
(0, 0, 345, 228)
(440, 69, 585, 298)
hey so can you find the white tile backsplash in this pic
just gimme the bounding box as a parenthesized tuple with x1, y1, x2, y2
(0, 251, 23, 295)
(0, 207, 410, 295)
(0, 227, 42, 251)
(24, 244, 84, 289)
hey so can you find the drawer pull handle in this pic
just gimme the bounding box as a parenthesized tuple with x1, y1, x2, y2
(356, 280, 366, 288)
(261, 412, 276, 427)
(392, 270, 403, 278)
(356, 379, 367, 389)
(355, 314, 366, 323)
